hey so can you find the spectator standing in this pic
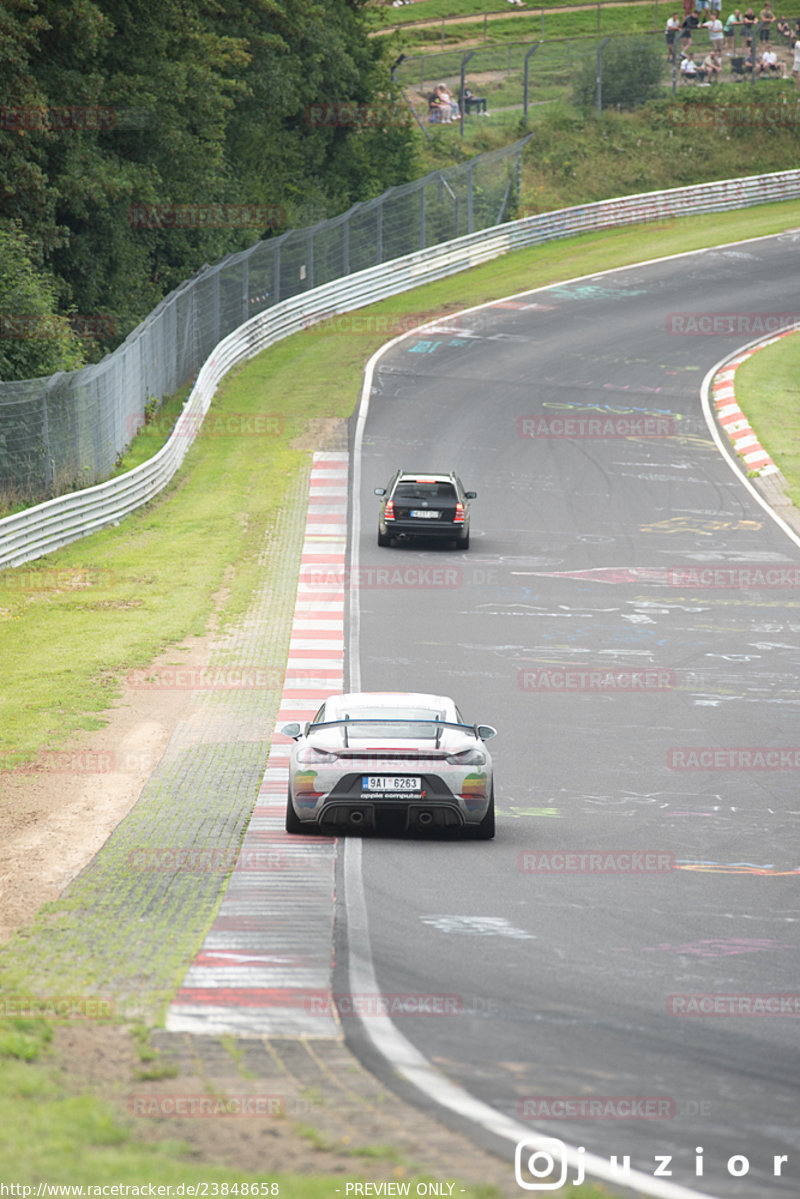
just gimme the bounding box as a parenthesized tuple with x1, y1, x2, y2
(759, 1, 776, 39)
(681, 10, 701, 50)
(666, 12, 682, 56)
(793, 33, 800, 79)
(723, 8, 743, 50)
(742, 6, 756, 45)
(704, 14, 725, 49)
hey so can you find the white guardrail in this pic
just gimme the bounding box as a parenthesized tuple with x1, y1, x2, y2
(2, 168, 799, 571)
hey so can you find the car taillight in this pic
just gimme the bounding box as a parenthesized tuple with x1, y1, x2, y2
(454, 502, 465, 524)
(384, 500, 395, 520)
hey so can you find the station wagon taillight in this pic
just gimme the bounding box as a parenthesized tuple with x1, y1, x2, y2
(384, 500, 395, 520)
(454, 502, 465, 523)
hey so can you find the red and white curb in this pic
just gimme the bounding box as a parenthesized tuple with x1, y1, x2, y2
(711, 330, 797, 478)
(166, 451, 347, 1037)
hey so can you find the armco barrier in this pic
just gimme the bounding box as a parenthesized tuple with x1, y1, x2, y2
(1, 168, 799, 570)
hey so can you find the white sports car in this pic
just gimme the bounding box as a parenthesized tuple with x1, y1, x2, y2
(281, 691, 496, 838)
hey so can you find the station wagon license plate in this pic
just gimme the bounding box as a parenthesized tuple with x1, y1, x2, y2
(410, 510, 440, 519)
(363, 776, 421, 792)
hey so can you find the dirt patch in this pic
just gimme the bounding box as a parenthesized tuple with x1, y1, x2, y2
(50, 1022, 520, 1191)
(0, 630, 219, 945)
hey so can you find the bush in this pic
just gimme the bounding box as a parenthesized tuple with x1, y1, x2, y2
(573, 38, 666, 112)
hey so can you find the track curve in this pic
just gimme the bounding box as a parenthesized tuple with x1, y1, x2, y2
(341, 233, 800, 1198)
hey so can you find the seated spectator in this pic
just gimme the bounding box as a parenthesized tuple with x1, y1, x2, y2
(428, 92, 445, 122)
(702, 49, 723, 75)
(777, 14, 792, 40)
(681, 51, 706, 77)
(435, 84, 459, 122)
(462, 86, 489, 115)
(757, 45, 783, 69)
(723, 8, 743, 50)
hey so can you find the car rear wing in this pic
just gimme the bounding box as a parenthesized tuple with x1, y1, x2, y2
(304, 717, 496, 745)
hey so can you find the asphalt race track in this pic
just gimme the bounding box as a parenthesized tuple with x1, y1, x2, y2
(340, 233, 800, 1198)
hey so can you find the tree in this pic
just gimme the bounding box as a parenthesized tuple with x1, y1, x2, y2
(0, 224, 84, 380)
(574, 38, 665, 113)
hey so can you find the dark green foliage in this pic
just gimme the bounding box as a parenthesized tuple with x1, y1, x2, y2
(0, 0, 419, 379)
(0, 225, 84, 380)
(573, 37, 665, 112)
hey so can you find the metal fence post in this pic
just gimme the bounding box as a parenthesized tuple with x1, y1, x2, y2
(460, 50, 476, 137)
(467, 161, 474, 233)
(523, 44, 540, 119)
(597, 36, 610, 114)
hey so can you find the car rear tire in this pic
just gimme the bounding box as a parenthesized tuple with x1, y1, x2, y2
(462, 787, 495, 839)
(377, 529, 391, 547)
(460, 530, 470, 550)
(285, 790, 310, 834)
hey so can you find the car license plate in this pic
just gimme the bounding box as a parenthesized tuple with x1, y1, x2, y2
(363, 776, 421, 792)
(410, 510, 440, 519)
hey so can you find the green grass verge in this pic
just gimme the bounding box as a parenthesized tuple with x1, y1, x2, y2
(3, 196, 800, 768)
(389, 6, 660, 49)
(3, 194, 800, 1199)
(733, 333, 800, 504)
(0, 1017, 619, 1195)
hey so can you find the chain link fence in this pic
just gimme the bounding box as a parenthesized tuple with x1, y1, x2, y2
(0, 138, 528, 503)
(395, 24, 773, 119)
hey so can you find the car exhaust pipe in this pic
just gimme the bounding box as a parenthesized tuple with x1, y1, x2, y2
(349, 810, 365, 825)
(418, 811, 434, 827)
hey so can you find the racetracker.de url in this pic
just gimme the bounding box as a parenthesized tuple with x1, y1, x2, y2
(0, 1187, 280, 1197)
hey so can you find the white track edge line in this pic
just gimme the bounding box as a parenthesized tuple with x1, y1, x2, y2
(338, 244, 800, 1198)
